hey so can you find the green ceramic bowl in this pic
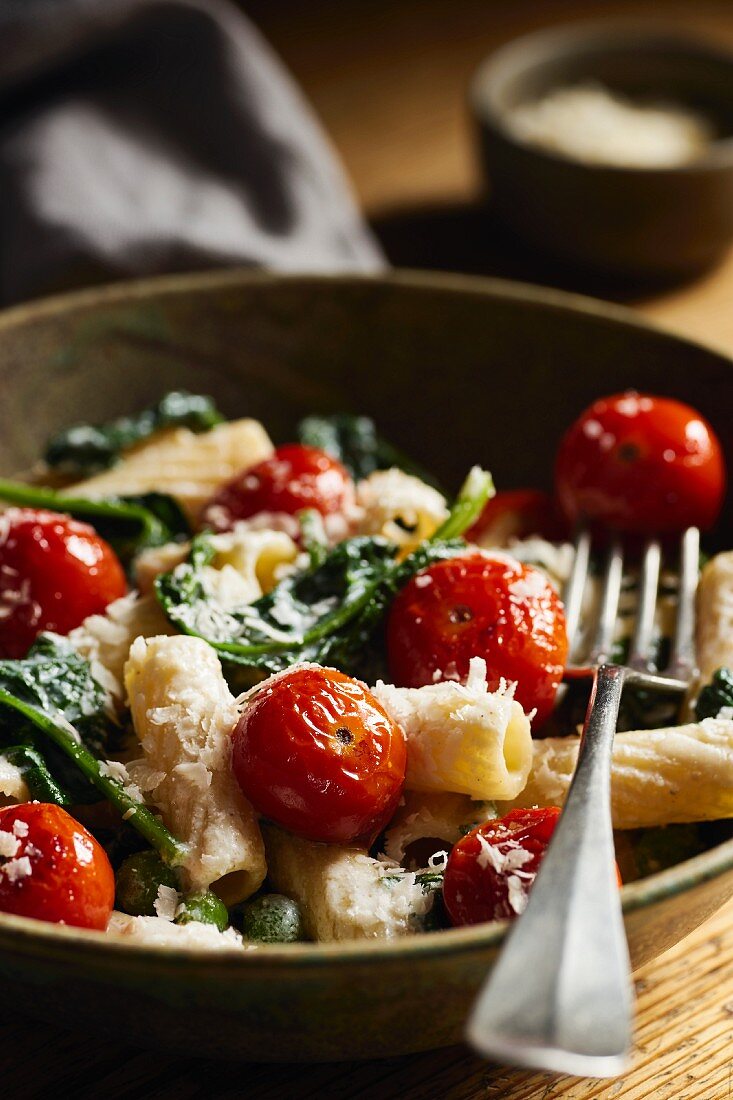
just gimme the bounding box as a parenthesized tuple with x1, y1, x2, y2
(0, 270, 732, 1062)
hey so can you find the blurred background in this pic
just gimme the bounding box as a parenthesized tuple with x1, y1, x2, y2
(241, 0, 733, 322)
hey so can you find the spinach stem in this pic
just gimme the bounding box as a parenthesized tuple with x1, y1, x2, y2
(432, 466, 494, 542)
(0, 479, 166, 546)
(0, 690, 187, 866)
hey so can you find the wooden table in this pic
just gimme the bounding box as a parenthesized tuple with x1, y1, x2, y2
(9, 1, 733, 1096)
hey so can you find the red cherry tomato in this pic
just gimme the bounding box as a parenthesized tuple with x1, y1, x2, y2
(443, 807, 561, 925)
(232, 666, 407, 845)
(468, 489, 567, 545)
(443, 807, 622, 926)
(387, 553, 568, 726)
(555, 392, 726, 535)
(0, 803, 115, 930)
(0, 509, 127, 659)
(201, 444, 354, 532)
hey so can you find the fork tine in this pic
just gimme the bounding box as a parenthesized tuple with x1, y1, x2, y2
(628, 540, 661, 671)
(665, 526, 700, 681)
(588, 539, 624, 666)
(563, 528, 591, 656)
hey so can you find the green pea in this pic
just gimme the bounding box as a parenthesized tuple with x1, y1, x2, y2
(239, 894, 304, 943)
(115, 850, 178, 916)
(175, 891, 229, 932)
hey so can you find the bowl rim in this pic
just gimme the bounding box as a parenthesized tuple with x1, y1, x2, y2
(1, 266, 733, 968)
(470, 18, 733, 175)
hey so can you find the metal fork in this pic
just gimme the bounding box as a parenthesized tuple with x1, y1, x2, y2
(465, 526, 700, 1077)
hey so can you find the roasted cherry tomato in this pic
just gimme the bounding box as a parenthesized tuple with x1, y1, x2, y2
(555, 392, 725, 535)
(468, 489, 567, 545)
(0, 803, 115, 930)
(443, 808, 561, 925)
(387, 553, 568, 726)
(232, 666, 407, 845)
(0, 509, 127, 659)
(201, 444, 354, 532)
(443, 807, 622, 926)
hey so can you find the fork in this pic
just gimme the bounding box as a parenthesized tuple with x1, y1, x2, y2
(465, 526, 700, 1077)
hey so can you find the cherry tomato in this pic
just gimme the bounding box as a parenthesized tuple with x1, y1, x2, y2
(555, 392, 725, 535)
(443, 808, 561, 925)
(232, 666, 407, 845)
(0, 509, 127, 659)
(387, 553, 568, 726)
(201, 444, 354, 532)
(443, 807, 622, 926)
(0, 803, 115, 930)
(468, 489, 567, 546)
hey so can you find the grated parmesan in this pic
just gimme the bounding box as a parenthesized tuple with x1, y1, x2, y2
(0, 830, 20, 859)
(1, 856, 32, 882)
(154, 884, 181, 922)
(508, 83, 712, 168)
(373, 657, 533, 801)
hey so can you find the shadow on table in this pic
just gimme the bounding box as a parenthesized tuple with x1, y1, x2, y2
(1, 1006, 552, 1100)
(370, 201, 707, 305)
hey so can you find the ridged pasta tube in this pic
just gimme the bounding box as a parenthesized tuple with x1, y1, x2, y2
(696, 552, 733, 685)
(383, 791, 495, 863)
(498, 718, 733, 828)
(134, 524, 299, 599)
(263, 825, 438, 941)
(372, 658, 532, 801)
(355, 468, 448, 551)
(69, 419, 273, 523)
(125, 635, 266, 903)
(68, 592, 174, 704)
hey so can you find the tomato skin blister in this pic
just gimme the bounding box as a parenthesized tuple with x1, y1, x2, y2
(232, 666, 407, 845)
(0, 803, 115, 931)
(387, 553, 568, 726)
(555, 392, 725, 536)
(443, 807, 561, 926)
(201, 444, 354, 532)
(0, 508, 127, 659)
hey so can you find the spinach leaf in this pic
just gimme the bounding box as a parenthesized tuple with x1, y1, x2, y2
(0, 638, 186, 865)
(695, 667, 733, 720)
(297, 413, 443, 488)
(0, 635, 113, 757)
(44, 391, 224, 477)
(1, 744, 71, 805)
(0, 480, 190, 563)
(155, 467, 493, 679)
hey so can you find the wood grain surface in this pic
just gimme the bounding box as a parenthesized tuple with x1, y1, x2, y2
(7, 1, 733, 1096)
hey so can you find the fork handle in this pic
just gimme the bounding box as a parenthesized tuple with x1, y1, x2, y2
(466, 664, 633, 1078)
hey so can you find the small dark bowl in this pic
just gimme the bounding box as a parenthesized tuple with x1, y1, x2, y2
(471, 23, 733, 278)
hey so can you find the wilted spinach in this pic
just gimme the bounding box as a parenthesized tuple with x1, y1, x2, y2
(44, 390, 224, 477)
(0, 637, 185, 864)
(155, 467, 493, 680)
(695, 667, 733, 721)
(0, 480, 190, 563)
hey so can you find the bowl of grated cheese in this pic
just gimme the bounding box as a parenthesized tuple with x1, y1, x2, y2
(471, 22, 733, 278)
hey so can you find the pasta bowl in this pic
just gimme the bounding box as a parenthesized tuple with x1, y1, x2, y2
(0, 269, 732, 1061)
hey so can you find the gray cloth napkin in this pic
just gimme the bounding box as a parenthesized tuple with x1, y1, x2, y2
(0, 0, 384, 304)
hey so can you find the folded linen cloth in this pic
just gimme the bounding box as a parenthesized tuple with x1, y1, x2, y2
(0, 0, 384, 304)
